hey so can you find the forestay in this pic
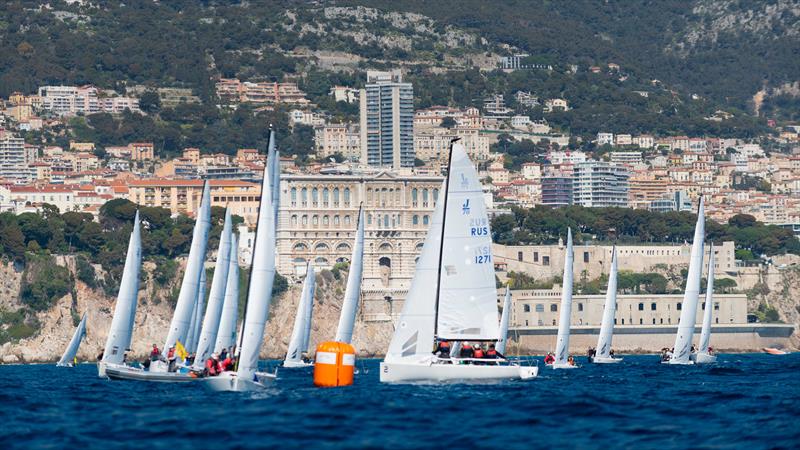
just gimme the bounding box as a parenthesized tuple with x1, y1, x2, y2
(285, 262, 316, 364)
(670, 197, 705, 364)
(102, 212, 142, 365)
(58, 312, 87, 367)
(554, 228, 574, 365)
(193, 210, 233, 369)
(596, 246, 618, 359)
(164, 183, 212, 353)
(496, 288, 512, 355)
(385, 181, 445, 363)
(214, 233, 240, 354)
(435, 143, 500, 341)
(698, 243, 715, 354)
(334, 207, 364, 344)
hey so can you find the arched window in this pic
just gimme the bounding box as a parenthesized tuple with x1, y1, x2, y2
(366, 188, 373, 204)
(291, 215, 298, 226)
(367, 214, 372, 225)
(293, 242, 308, 252)
(314, 242, 329, 252)
(344, 215, 351, 226)
(423, 215, 429, 225)
(333, 187, 339, 205)
(433, 188, 439, 202)
(290, 187, 297, 205)
(378, 242, 392, 252)
(322, 188, 329, 205)
(422, 189, 429, 205)
(412, 215, 419, 225)
(301, 188, 308, 206)
(312, 215, 319, 226)
(314, 257, 329, 265)
(322, 215, 329, 226)
(383, 214, 390, 228)
(411, 188, 418, 205)
(344, 188, 351, 205)
(415, 242, 424, 251)
(301, 215, 308, 225)
(333, 215, 340, 226)
(312, 188, 319, 205)
(336, 242, 351, 252)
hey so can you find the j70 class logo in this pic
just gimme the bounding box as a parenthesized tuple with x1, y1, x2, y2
(462, 199, 470, 215)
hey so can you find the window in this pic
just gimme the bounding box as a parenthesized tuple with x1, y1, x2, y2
(702, 302, 706, 310)
(312, 188, 319, 205)
(533, 252, 539, 262)
(660, 318, 663, 324)
(422, 189, 429, 205)
(423, 215, 429, 225)
(412, 215, 419, 225)
(621, 319, 625, 324)
(640, 318, 643, 325)
(583, 251, 589, 263)
(322, 188, 329, 205)
(333, 188, 340, 205)
(290, 187, 297, 205)
(322, 215, 329, 226)
(523, 304, 530, 312)
(333, 215, 340, 226)
(535, 304, 544, 312)
(550, 304, 557, 312)
(301, 188, 308, 206)
(301, 215, 308, 225)
(433, 188, 439, 202)
(578, 303, 583, 312)
(412, 188, 418, 205)
(517, 251, 523, 262)
(714, 302, 719, 310)
(343, 188, 351, 205)
(312, 215, 319, 226)
(383, 215, 389, 228)
(638, 303, 644, 311)
(543, 256, 550, 266)
(344, 215, 351, 226)
(652, 318, 656, 324)
(677, 303, 682, 311)
(291, 215, 298, 226)
(367, 214, 372, 225)
(651, 303, 657, 311)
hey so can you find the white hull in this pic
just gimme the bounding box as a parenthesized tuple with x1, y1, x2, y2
(692, 352, 717, 364)
(662, 359, 694, 365)
(590, 356, 623, 364)
(56, 362, 74, 368)
(550, 362, 580, 370)
(202, 371, 276, 392)
(282, 360, 313, 368)
(379, 361, 537, 383)
(103, 363, 200, 382)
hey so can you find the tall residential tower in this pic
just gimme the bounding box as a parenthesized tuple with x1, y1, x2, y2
(359, 70, 414, 169)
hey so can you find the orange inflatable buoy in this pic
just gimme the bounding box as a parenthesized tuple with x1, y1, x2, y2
(314, 341, 356, 387)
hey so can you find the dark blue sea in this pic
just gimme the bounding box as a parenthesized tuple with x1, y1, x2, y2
(3, 354, 799, 449)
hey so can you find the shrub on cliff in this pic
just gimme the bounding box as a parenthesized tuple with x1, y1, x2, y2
(75, 255, 97, 288)
(19, 255, 74, 312)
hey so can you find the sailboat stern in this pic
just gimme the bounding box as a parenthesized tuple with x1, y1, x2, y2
(380, 359, 537, 383)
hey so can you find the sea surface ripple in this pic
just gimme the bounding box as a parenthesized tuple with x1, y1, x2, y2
(2, 354, 799, 449)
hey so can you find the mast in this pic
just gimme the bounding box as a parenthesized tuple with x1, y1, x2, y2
(433, 138, 459, 338)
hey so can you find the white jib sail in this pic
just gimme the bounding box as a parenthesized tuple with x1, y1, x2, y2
(334, 207, 364, 344)
(385, 181, 445, 363)
(596, 246, 618, 359)
(285, 262, 316, 364)
(436, 143, 500, 341)
(188, 269, 207, 353)
(237, 139, 278, 381)
(185, 290, 199, 352)
(670, 196, 706, 363)
(164, 182, 212, 351)
(698, 243, 715, 354)
(214, 233, 240, 354)
(496, 287, 512, 355)
(102, 212, 142, 365)
(554, 228, 574, 365)
(58, 312, 87, 366)
(192, 210, 233, 369)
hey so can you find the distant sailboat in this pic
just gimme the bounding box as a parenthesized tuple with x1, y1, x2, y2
(57, 312, 87, 367)
(333, 207, 364, 344)
(214, 233, 240, 354)
(590, 246, 622, 364)
(205, 133, 279, 392)
(666, 197, 705, 365)
(284, 262, 316, 368)
(694, 243, 717, 364)
(550, 228, 578, 369)
(496, 287, 512, 355)
(380, 142, 537, 383)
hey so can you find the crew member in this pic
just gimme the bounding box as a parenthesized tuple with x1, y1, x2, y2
(544, 352, 555, 365)
(434, 340, 451, 358)
(459, 342, 474, 363)
(150, 344, 161, 361)
(205, 353, 220, 377)
(486, 344, 503, 363)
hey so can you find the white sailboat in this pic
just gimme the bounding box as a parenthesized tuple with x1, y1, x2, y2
(214, 233, 239, 354)
(694, 243, 717, 364)
(591, 246, 622, 364)
(496, 287, 512, 355)
(666, 196, 705, 365)
(188, 269, 207, 353)
(283, 262, 316, 368)
(162, 181, 212, 359)
(550, 228, 578, 369)
(380, 142, 537, 383)
(99, 212, 144, 378)
(57, 312, 87, 367)
(333, 207, 364, 344)
(205, 136, 278, 392)
(192, 209, 233, 369)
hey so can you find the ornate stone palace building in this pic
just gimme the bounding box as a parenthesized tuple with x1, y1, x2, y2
(275, 170, 443, 322)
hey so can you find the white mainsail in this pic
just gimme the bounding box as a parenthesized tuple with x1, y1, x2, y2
(236, 138, 278, 382)
(554, 228, 574, 365)
(269, 136, 280, 225)
(596, 246, 618, 359)
(384, 181, 445, 363)
(192, 210, 233, 368)
(436, 143, 500, 341)
(58, 312, 87, 367)
(670, 197, 706, 364)
(101, 212, 142, 365)
(214, 233, 240, 354)
(285, 262, 316, 364)
(334, 207, 364, 344)
(164, 182, 212, 352)
(698, 243, 715, 354)
(188, 269, 207, 353)
(496, 287, 512, 355)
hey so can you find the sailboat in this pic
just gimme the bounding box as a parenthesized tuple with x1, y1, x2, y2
(57, 312, 87, 367)
(191, 209, 233, 370)
(379, 142, 537, 383)
(214, 233, 239, 354)
(693, 242, 717, 364)
(205, 133, 279, 392)
(185, 269, 207, 354)
(333, 207, 364, 344)
(665, 196, 705, 365)
(590, 246, 622, 364)
(549, 228, 578, 369)
(283, 262, 316, 368)
(496, 287, 511, 355)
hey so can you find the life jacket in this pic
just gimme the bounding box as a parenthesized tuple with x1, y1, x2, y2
(544, 354, 555, 363)
(151, 348, 159, 356)
(487, 349, 497, 357)
(473, 348, 485, 358)
(222, 357, 233, 371)
(440, 341, 450, 349)
(167, 348, 175, 358)
(205, 358, 217, 375)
